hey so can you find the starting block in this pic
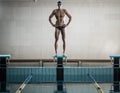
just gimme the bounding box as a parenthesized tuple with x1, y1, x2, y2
(53, 55, 67, 64)
(53, 55, 67, 93)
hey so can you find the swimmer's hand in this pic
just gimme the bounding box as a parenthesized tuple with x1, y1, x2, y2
(52, 24, 56, 27)
(63, 24, 67, 27)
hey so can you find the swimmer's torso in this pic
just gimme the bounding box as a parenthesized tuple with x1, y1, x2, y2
(53, 9, 65, 26)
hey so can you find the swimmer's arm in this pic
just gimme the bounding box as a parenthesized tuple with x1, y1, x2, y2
(64, 9, 72, 26)
(49, 10, 55, 27)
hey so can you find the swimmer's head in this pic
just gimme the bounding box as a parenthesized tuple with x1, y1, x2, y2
(57, 1, 62, 6)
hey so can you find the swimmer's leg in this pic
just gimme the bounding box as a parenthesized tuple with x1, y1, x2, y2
(55, 29, 60, 55)
(61, 29, 66, 55)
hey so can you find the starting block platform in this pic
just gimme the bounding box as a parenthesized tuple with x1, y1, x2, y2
(110, 55, 120, 58)
(0, 55, 11, 58)
(53, 55, 67, 59)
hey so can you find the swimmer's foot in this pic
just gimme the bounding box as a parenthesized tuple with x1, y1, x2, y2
(53, 54, 58, 59)
(63, 53, 67, 58)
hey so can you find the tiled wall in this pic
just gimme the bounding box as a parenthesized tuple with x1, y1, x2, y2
(7, 67, 113, 83)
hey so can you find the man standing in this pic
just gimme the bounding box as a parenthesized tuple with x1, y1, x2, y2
(49, 1, 72, 56)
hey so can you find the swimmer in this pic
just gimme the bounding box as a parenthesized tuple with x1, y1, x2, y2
(49, 1, 72, 56)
